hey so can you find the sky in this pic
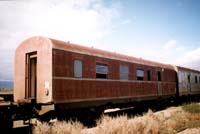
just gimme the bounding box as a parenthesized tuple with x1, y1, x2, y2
(0, 0, 200, 81)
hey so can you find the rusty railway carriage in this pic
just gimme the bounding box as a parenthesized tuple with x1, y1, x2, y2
(14, 36, 177, 112)
(1, 36, 200, 130)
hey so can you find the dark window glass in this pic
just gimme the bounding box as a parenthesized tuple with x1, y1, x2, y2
(147, 70, 151, 81)
(74, 60, 82, 78)
(157, 71, 161, 81)
(137, 69, 144, 80)
(188, 75, 190, 83)
(120, 65, 129, 80)
(199, 76, 200, 83)
(195, 76, 198, 83)
(96, 64, 108, 79)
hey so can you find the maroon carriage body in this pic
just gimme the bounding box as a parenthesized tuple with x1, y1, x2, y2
(14, 36, 177, 109)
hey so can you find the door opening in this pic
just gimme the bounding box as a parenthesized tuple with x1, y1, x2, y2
(25, 52, 37, 100)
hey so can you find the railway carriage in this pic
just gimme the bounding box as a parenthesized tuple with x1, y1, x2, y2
(175, 66, 200, 96)
(1, 36, 200, 130)
(14, 36, 177, 112)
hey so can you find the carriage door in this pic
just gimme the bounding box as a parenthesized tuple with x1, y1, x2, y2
(25, 52, 37, 100)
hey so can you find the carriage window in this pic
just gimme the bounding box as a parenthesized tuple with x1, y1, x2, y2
(137, 69, 144, 80)
(157, 71, 161, 81)
(96, 64, 108, 79)
(199, 76, 200, 83)
(120, 65, 129, 80)
(147, 70, 151, 81)
(195, 76, 198, 83)
(188, 75, 190, 83)
(74, 60, 82, 78)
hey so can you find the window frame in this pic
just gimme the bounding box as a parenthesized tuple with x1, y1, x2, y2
(195, 75, 198, 83)
(74, 59, 83, 78)
(136, 69, 144, 80)
(199, 76, 200, 83)
(120, 65, 129, 80)
(188, 74, 190, 83)
(147, 70, 151, 81)
(157, 71, 161, 81)
(96, 63, 108, 79)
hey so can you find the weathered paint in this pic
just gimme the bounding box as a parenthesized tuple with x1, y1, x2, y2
(175, 66, 200, 96)
(52, 48, 177, 104)
(14, 37, 53, 103)
(14, 36, 178, 106)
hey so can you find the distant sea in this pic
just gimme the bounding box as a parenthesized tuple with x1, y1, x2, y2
(0, 81, 14, 89)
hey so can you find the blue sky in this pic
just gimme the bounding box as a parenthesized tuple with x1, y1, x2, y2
(100, 0, 200, 66)
(120, 0, 200, 49)
(0, 0, 200, 81)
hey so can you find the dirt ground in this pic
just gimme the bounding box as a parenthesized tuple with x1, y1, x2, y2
(178, 128, 200, 134)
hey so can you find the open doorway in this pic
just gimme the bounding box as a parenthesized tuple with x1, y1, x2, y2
(25, 52, 37, 100)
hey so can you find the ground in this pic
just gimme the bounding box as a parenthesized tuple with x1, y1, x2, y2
(178, 128, 200, 134)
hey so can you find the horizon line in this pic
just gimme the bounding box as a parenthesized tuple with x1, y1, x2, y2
(0, 80, 14, 82)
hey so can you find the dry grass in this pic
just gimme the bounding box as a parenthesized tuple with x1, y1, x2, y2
(33, 120, 84, 134)
(94, 110, 165, 134)
(33, 102, 200, 134)
(33, 122, 51, 134)
(182, 103, 200, 114)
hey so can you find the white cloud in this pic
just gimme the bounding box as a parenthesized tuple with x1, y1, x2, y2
(177, 48, 200, 70)
(105, 38, 200, 72)
(1, 0, 199, 82)
(0, 0, 121, 80)
(159, 40, 199, 70)
(163, 40, 177, 50)
(0, 0, 121, 48)
(161, 40, 200, 70)
(120, 20, 131, 25)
